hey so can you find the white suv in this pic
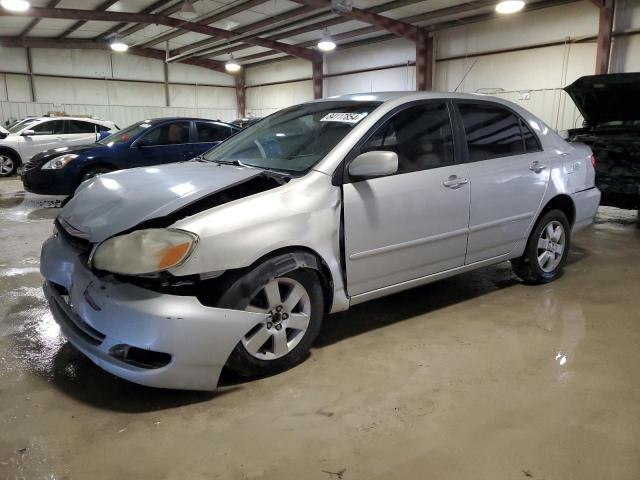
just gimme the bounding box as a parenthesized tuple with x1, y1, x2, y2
(0, 117, 118, 177)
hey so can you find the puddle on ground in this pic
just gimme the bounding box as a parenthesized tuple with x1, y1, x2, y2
(0, 191, 66, 222)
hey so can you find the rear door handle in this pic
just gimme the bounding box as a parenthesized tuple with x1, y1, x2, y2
(529, 161, 547, 173)
(443, 175, 469, 189)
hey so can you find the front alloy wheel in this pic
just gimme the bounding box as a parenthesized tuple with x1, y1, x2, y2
(0, 154, 16, 177)
(242, 277, 311, 360)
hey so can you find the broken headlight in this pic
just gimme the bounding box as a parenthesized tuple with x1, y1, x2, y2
(92, 229, 198, 275)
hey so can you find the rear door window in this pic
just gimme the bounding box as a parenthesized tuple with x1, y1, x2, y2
(457, 103, 526, 162)
(66, 120, 97, 134)
(196, 122, 232, 142)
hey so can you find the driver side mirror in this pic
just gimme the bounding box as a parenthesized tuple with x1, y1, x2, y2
(21, 130, 35, 136)
(348, 151, 398, 179)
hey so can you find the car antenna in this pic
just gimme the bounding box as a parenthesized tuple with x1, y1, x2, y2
(453, 59, 477, 93)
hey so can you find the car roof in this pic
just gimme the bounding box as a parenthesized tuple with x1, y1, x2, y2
(312, 91, 516, 104)
(141, 117, 236, 126)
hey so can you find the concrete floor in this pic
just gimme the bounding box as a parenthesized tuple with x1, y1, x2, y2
(0, 176, 639, 480)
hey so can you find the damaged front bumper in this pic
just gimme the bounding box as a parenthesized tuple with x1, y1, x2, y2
(40, 233, 265, 391)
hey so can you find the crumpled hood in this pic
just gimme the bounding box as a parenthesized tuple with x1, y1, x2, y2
(59, 161, 261, 242)
(564, 73, 640, 126)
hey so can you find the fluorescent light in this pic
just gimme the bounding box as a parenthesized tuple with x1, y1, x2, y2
(179, 0, 198, 20)
(0, 0, 30, 11)
(317, 29, 336, 52)
(225, 54, 241, 73)
(110, 36, 129, 52)
(495, 0, 525, 14)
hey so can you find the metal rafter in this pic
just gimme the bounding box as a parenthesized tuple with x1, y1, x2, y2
(0, 36, 228, 73)
(18, 0, 61, 37)
(0, 6, 317, 61)
(292, 0, 418, 41)
(96, 0, 183, 41)
(190, 0, 425, 61)
(58, 0, 119, 39)
(140, 0, 270, 48)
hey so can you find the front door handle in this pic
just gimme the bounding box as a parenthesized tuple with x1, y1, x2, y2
(529, 161, 547, 173)
(443, 175, 469, 189)
(55, 136, 64, 141)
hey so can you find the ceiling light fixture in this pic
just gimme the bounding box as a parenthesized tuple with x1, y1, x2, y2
(110, 36, 129, 52)
(179, 0, 198, 20)
(225, 53, 241, 73)
(495, 0, 525, 14)
(317, 29, 336, 52)
(0, 0, 30, 12)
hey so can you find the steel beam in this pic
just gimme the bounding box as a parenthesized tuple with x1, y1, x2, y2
(235, 71, 246, 117)
(292, 0, 418, 41)
(415, 29, 433, 91)
(0, 37, 228, 73)
(96, 0, 178, 41)
(594, 0, 615, 74)
(0, 6, 316, 61)
(312, 53, 323, 99)
(19, 0, 61, 37)
(26, 47, 36, 102)
(59, 0, 119, 39)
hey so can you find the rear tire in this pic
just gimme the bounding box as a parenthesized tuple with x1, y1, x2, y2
(511, 209, 571, 284)
(0, 151, 18, 177)
(218, 256, 324, 377)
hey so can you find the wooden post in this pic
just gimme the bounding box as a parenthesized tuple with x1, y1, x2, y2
(415, 29, 433, 91)
(235, 70, 245, 118)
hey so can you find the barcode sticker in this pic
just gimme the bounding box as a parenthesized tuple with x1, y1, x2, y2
(320, 112, 368, 124)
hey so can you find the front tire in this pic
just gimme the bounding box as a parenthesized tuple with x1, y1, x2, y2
(218, 258, 324, 377)
(0, 151, 18, 177)
(511, 209, 571, 284)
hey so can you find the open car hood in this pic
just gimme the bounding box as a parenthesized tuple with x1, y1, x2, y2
(564, 73, 640, 126)
(59, 162, 261, 242)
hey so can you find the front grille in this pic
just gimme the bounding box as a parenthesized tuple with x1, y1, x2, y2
(23, 156, 48, 172)
(56, 219, 92, 253)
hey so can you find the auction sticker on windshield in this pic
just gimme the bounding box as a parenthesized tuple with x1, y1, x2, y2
(320, 112, 368, 123)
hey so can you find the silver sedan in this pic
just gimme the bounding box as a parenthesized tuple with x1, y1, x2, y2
(40, 92, 601, 390)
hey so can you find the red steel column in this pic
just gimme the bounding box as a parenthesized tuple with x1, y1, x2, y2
(312, 52, 323, 99)
(235, 71, 246, 118)
(416, 29, 433, 91)
(594, 0, 615, 74)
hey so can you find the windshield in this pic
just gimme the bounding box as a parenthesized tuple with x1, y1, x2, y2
(8, 119, 36, 133)
(203, 101, 381, 172)
(97, 121, 153, 145)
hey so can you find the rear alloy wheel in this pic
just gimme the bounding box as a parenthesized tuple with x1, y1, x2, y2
(511, 209, 570, 284)
(0, 153, 18, 177)
(219, 259, 324, 377)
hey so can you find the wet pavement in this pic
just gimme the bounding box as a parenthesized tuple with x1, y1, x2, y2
(0, 176, 639, 480)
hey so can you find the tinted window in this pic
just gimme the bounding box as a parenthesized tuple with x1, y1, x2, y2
(67, 120, 97, 134)
(99, 125, 112, 132)
(141, 121, 190, 146)
(32, 120, 65, 135)
(521, 119, 541, 152)
(361, 102, 454, 173)
(196, 122, 231, 142)
(458, 103, 525, 162)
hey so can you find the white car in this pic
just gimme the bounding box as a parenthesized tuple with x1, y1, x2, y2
(0, 117, 118, 177)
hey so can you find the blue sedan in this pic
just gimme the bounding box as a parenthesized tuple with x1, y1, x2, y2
(20, 117, 240, 195)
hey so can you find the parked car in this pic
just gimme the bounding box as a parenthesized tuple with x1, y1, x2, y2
(21, 117, 240, 195)
(41, 92, 600, 390)
(0, 117, 117, 177)
(231, 117, 262, 129)
(564, 73, 639, 211)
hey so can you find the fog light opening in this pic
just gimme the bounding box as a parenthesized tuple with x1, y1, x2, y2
(109, 344, 172, 369)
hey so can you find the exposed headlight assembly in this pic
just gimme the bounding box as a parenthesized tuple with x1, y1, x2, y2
(92, 229, 198, 275)
(41, 154, 78, 169)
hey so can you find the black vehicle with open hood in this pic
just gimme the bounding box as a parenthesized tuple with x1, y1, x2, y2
(565, 73, 640, 211)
